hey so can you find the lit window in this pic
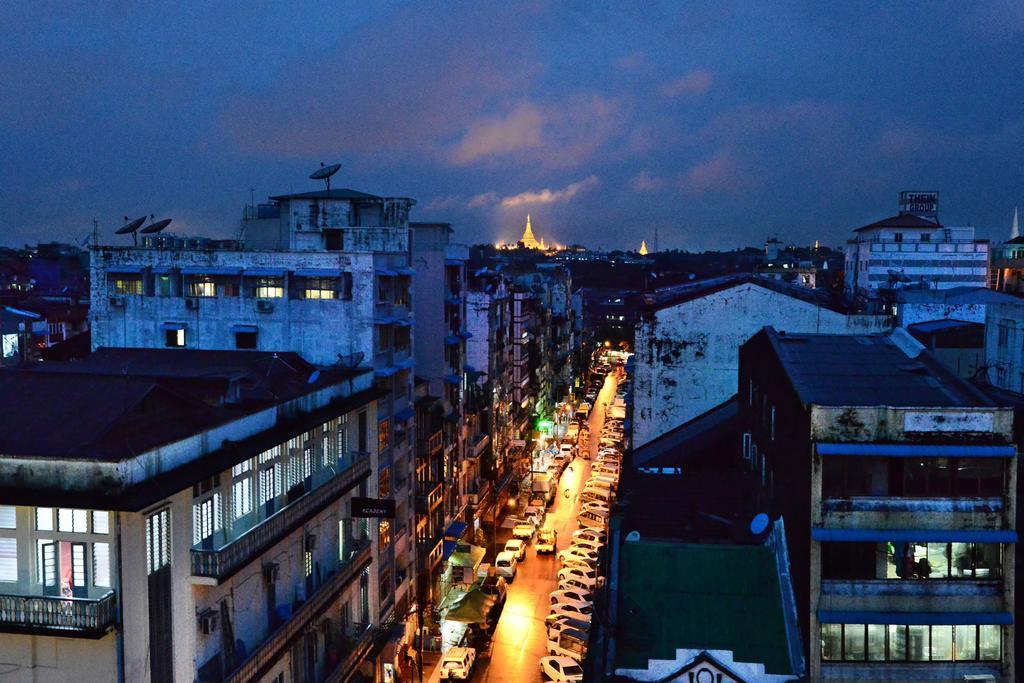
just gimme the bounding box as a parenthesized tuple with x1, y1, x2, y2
(304, 278, 337, 300)
(112, 278, 142, 295)
(0, 538, 16, 581)
(145, 508, 171, 574)
(165, 327, 186, 348)
(188, 279, 215, 297)
(36, 508, 53, 531)
(379, 520, 391, 548)
(255, 278, 284, 298)
(192, 494, 222, 546)
(0, 506, 15, 529)
(92, 511, 109, 534)
(93, 542, 110, 587)
(1, 334, 18, 359)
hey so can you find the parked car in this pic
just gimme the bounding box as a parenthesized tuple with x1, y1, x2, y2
(550, 588, 592, 605)
(439, 647, 476, 680)
(559, 547, 600, 567)
(572, 527, 606, 544)
(570, 537, 604, 553)
(581, 500, 610, 514)
(550, 597, 594, 616)
(495, 551, 518, 580)
(536, 528, 558, 554)
(559, 442, 575, 460)
(558, 564, 600, 584)
(546, 627, 589, 665)
(559, 573, 601, 592)
(549, 601, 593, 622)
(523, 505, 546, 527)
(540, 655, 585, 682)
(479, 575, 508, 605)
(577, 508, 609, 530)
(513, 522, 536, 540)
(546, 614, 592, 640)
(504, 538, 527, 561)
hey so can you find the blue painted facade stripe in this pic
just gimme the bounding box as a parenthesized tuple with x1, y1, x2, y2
(812, 528, 1018, 543)
(816, 443, 1016, 458)
(818, 610, 1013, 625)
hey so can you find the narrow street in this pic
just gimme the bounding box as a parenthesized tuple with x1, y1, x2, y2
(469, 372, 618, 682)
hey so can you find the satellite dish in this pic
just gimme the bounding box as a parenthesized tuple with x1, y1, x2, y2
(141, 218, 172, 234)
(308, 369, 321, 384)
(336, 352, 365, 369)
(750, 513, 770, 535)
(116, 215, 147, 245)
(309, 162, 341, 228)
(309, 163, 341, 181)
(625, 530, 641, 543)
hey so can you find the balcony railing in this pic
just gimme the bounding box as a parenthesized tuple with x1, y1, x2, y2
(224, 542, 372, 683)
(416, 480, 444, 514)
(0, 590, 117, 638)
(192, 453, 371, 582)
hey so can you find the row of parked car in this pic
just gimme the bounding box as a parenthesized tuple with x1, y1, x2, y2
(539, 370, 624, 682)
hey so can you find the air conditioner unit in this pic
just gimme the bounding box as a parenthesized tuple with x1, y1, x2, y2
(256, 299, 274, 313)
(185, 297, 200, 311)
(109, 296, 125, 308)
(197, 608, 218, 634)
(262, 562, 280, 583)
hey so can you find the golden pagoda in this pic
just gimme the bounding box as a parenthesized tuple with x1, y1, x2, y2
(520, 214, 541, 249)
(639, 240, 648, 255)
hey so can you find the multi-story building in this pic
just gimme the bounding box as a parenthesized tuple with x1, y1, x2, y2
(0, 349, 384, 683)
(89, 184, 419, 660)
(631, 274, 891, 449)
(984, 299, 1024, 393)
(740, 327, 1016, 682)
(844, 193, 990, 300)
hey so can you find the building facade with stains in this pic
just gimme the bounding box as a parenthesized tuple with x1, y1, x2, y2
(631, 276, 891, 448)
(740, 327, 1016, 682)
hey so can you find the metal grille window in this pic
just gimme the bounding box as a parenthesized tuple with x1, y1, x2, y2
(188, 279, 215, 297)
(304, 278, 337, 300)
(112, 278, 142, 295)
(822, 623, 1001, 662)
(255, 278, 284, 299)
(145, 508, 171, 574)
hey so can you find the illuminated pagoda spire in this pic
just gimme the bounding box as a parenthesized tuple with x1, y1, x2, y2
(521, 214, 540, 249)
(1013, 206, 1020, 239)
(639, 240, 649, 255)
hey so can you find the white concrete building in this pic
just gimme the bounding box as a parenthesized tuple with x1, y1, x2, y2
(0, 349, 383, 683)
(632, 276, 892, 448)
(984, 299, 1024, 393)
(89, 185, 419, 664)
(844, 196, 989, 298)
(891, 286, 1019, 328)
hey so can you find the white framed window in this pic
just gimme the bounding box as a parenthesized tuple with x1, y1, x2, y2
(255, 278, 284, 299)
(57, 508, 88, 533)
(93, 542, 110, 587)
(0, 506, 15, 529)
(36, 507, 54, 531)
(192, 494, 222, 546)
(92, 511, 109, 534)
(231, 459, 254, 520)
(188, 279, 215, 297)
(259, 465, 281, 506)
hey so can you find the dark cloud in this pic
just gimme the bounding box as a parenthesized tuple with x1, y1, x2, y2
(1, 1, 1022, 251)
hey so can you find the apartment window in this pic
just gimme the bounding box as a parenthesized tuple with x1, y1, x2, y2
(93, 542, 110, 587)
(998, 322, 1010, 347)
(36, 508, 54, 531)
(145, 508, 171, 574)
(156, 275, 172, 297)
(165, 328, 185, 348)
(920, 233, 930, 242)
(822, 623, 1000, 662)
(378, 419, 390, 452)
(0, 506, 15, 529)
(377, 277, 390, 303)
(235, 330, 257, 349)
(255, 278, 284, 299)
(192, 493, 222, 546)
(111, 278, 142, 295)
(188, 279, 215, 297)
(893, 232, 903, 243)
(259, 464, 281, 507)
(231, 460, 254, 520)
(92, 512, 109, 534)
(379, 467, 391, 498)
(304, 278, 337, 300)
(222, 282, 240, 297)
(57, 508, 88, 533)
(0, 538, 16, 582)
(335, 415, 350, 460)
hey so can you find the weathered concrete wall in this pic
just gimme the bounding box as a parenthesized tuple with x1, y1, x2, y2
(632, 283, 892, 448)
(898, 302, 989, 327)
(808, 405, 1015, 444)
(984, 300, 1024, 392)
(0, 631, 118, 682)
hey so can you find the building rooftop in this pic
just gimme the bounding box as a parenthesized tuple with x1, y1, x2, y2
(906, 318, 982, 335)
(639, 273, 851, 315)
(894, 285, 1019, 305)
(267, 188, 383, 202)
(853, 213, 942, 232)
(615, 540, 792, 675)
(762, 327, 995, 407)
(0, 348, 372, 461)
(630, 397, 738, 469)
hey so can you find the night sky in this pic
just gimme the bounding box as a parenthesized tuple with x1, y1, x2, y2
(2, 1, 1023, 251)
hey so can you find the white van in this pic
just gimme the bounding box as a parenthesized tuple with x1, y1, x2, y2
(547, 628, 588, 663)
(495, 551, 518, 580)
(581, 487, 613, 505)
(577, 508, 609, 530)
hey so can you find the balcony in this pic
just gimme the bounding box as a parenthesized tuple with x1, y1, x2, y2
(416, 480, 444, 514)
(819, 578, 1003, 613)
(821, 496, 1006, 531)
(469, 433, 491, 460)
(419, 430, 442, 456)
(192, 453, 371, 583)
(0, 590, 117, 638)
(224, 542, 372, 682)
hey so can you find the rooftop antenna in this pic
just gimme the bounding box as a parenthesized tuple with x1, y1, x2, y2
(141, 216, 172, 234)
(309, 162, 342, 227)
(115, 215, 146, 246)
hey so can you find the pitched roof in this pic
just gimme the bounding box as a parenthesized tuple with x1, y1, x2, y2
(853, 213, 941, 232)
(894, 286, 1019, 305)
(615, 540, 792, 674)
(640, 274, 853, 315)
(268, 188, 382, 201)
(631, 398, 738, 469)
